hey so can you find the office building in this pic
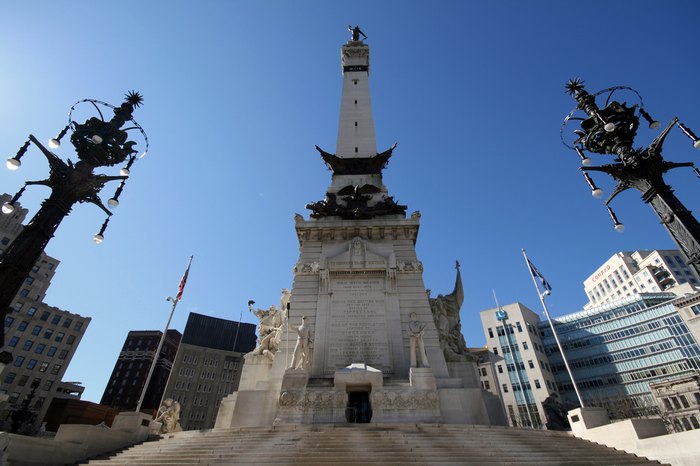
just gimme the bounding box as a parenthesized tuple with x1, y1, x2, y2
(0, 195, 90, 432)
(649, 374, 700, 433)
(583, 250, 700, 308)
(161, 312, 255, 430)
(100, 329, 182, 413)
(481, 292, 700, 427)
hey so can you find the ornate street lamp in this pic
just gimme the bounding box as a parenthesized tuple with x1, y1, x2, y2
(0, 92, 148, 363)
(562, 79, 700, 275)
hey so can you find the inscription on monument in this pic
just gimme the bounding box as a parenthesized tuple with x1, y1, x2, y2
(326, 275, 390, 374)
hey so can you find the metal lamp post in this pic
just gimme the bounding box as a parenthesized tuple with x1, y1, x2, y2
(0, 92, 148, 363)
(562, 79, 700, 275)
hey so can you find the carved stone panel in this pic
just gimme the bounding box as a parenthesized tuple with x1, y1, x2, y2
(325, 274, 391, 375)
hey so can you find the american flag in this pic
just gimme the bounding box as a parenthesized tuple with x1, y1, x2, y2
(176, 256, 194, 301)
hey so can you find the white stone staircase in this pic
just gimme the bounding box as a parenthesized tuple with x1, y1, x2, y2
(80, 423, 666, 465)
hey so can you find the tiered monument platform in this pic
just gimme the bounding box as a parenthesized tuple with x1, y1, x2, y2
(215, 28, 503, 429)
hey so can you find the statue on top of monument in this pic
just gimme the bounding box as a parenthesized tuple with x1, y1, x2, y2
(249, 298, 284, 360)
(428, 261, 474, 363)
(348, 25, 367, 42)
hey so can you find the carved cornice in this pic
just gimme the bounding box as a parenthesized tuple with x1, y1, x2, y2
(295, 222, 420, 244)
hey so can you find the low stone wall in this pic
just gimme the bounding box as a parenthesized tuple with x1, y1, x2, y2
(568, 407, 700, 466)
(0, 411, 157, 465)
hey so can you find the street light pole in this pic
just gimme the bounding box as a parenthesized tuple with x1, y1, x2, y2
(562, 80, 700, 275)
(0, 92, 148, 363)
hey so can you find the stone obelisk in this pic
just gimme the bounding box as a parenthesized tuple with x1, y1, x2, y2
(216, 27, 500, 428)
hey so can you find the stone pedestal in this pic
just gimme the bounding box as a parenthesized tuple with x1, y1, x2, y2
(568, 407, 610, 435)
(281, 368, 309, 390)
(410, 367, 437, 390)
(111, 412, 155, 444)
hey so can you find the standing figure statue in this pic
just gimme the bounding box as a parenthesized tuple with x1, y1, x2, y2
(249, 300, 283, 358)
(289, 316, 311, 370)
(280, 288, 291, 321)
(348, 25, 367, 42)
(409, 312, 430, 368)
(154, 398, 182, 434)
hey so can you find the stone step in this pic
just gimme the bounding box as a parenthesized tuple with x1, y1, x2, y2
(85, 461, 659, 466)
(80, 424, 664, 465)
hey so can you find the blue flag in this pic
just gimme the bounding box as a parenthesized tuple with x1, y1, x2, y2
(527, 258, 552, 294)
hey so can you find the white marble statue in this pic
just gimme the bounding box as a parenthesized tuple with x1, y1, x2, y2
(280, 288, 291, 320)
(249, 300, 283, 357)
(155, 398, 182, 434)
(409, 312, 430, 368)
(289, 316, 311, 370)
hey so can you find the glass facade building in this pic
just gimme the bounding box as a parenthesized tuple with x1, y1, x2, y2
(481, 291, 700, 427)
(542, 293, 700, 414)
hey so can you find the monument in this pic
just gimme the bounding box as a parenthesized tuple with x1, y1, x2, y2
(215, 28, 503, 428)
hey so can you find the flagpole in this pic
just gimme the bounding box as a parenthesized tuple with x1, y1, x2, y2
(493, 289, 537, 428)
(136, 255, 193, 414)
(521, 249, 585, 408)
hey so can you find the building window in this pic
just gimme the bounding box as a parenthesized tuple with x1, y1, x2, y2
(67, 335, 76, 345)
(19, 289, 30, 298)
(522, 342, 528, 350)
(528, 360, 534, 369)
(51, 364, 62, 375)
(62, 318, 72, 328)
(40, 311, 50, 321)
(679, 395, 690, 408)
(31, 325, 42, 336)
(22, 340, 33, 351)
(8, 336, 19, 347)
(51, 315, 61, 325)
(497, 365, 503, 374)
(4, 316, 14, 328)
(55, 332, 65, 342)
(17, 375, 28, 387)
(47, 346, 57, 357)
(516, 322, 523, 332)
(27, 359, 37, 370)
(691, 416, 700, 429)
(17, 321, 28, 332)
(502, 384, 509, 393)
(58, 350, 68, 360)
(27, 307, 37, 316)
(672, 397, 682, 409)
(483, 380, 490, 390)
(38, 362, 49, 372)
(13, 302, 23, 312)
(493, 347, 498, 355)
(74, 321, 83, 331)
(4, 372, 16, 384)
(488, 328, 493, 338)
(43, 329, 53, 339)
(35, 344, 46, 354)
(534, 379, 541, 389)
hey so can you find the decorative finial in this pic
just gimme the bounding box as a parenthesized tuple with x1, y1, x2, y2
(125, 91, 144, 108)
(565, 78, 585, 96)
(455, 260, 460, 270)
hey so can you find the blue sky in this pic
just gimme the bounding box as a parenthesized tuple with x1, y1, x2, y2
(1, 1, 698, 403)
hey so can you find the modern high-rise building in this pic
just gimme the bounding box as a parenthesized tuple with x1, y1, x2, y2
(161, 312, 255, 431)
(480, 291, 700, 427)
(0, 194, 91, 432)
(583, 250, 700, 308)
(100, 329, 182, 413)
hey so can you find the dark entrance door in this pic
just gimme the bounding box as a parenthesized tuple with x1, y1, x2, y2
(346, 391, 372, 423)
